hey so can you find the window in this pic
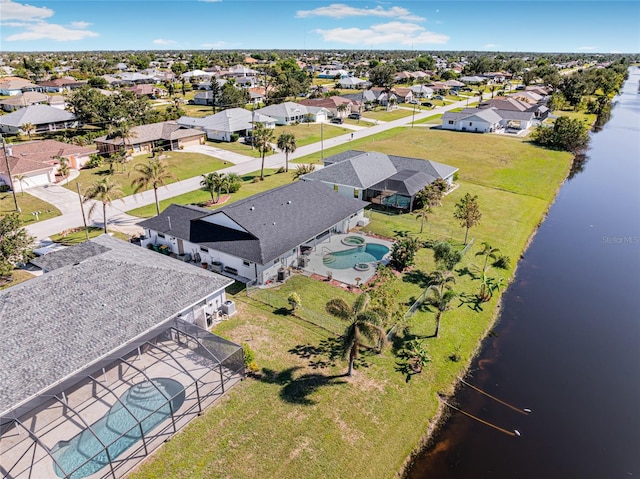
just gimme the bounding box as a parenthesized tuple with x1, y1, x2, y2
(200, 247, 209, 253)
(448, 120, 454, 125)
(334, 184, 339, 192)
(157, 233, 165, 239)
(353, 188, 359, 198)
(469, 122, 473, 126)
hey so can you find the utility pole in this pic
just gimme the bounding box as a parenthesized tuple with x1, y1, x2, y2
(320, 120, 324, 161)
(76, 183, 89, 240)
(1, 133, 20, 213)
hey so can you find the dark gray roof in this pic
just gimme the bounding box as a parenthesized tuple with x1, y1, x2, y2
(494, 109, 535, 121)
(140, 181, 367, 265)
(31, 241, 110, 272)
(307, 150, 458, 188)
(303, 151, 397, 189)
(370, 170, 432, 197)
(0, 234, 232, 416)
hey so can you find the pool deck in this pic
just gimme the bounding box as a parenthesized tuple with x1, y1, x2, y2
(301, 233, 394, 286)
(1, 339, 242, 479)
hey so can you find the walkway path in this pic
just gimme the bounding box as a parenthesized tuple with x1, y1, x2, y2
(26, 94, 487, 242)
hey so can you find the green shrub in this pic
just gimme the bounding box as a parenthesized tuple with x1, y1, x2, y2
(242, 343, 256, 368)
(230, 133, 240, 142)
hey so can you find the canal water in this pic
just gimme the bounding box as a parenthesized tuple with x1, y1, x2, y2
(407, 68, 640, 478)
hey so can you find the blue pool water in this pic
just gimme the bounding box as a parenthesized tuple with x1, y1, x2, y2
(323, 243, 390, 270)
(52, 378, 185, 479)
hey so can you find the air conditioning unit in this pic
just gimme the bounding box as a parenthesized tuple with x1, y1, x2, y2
(357, 218, 370, 227)
(210, 261, 223, 273)
(221, 300, 236, 316)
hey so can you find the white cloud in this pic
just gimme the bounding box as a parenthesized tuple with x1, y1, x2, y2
(578, 46, 597, 50)
(69, 21, 91, 29)
(297, 3, 424, 21)
(5, 22, 99, 41)
(314, 21, 449, 46)
(153, 38, 176, 45)
(201, 41, 227, 48)
(0, 0, 53, 21)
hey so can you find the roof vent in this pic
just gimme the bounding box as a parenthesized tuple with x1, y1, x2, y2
(272, 222, 276, 225)
(250, 206, 255, 211)
(287, 200, 291, 204)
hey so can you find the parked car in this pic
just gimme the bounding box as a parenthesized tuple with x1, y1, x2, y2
(330, 117, 344, 124)
(433, 95, 444, 100)
(408, 99, 419, 104)
(422, 102, 434, 108)
(348, 113, 361, 120)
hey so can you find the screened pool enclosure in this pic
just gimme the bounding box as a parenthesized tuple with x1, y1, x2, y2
(0, 319, 244, 479)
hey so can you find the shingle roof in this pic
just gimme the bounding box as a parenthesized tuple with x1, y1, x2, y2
(139, 181, 367, 264)
(255, 102, 310, 119)
(177, 108, 275, 133)
(0, 235, 233, 416)
(302, 151, 397, 189)
(305, 150, 458, 195)
(95, 121, 204, 146)
(0, 104, 76, 127)
(0, 91, 49, 107)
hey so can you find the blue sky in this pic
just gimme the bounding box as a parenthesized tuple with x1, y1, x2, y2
(1, 0, 638, 53)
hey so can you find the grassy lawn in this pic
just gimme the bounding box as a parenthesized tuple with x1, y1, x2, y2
(131, 125, 573, 479)
(0, 269, 35, 290)
(549, 109, 598, 126)
(207, 139, 263, 158)
(273, 123, 352, 147)
(178, 104, 215, 118)
(65, 151, 228, 197)
(126, 168, 296, 218)
(413, 113, 443, 125)
(0, 192, 61, 224)
(49, 226, 128, 244)
(361, 108, 414, 122)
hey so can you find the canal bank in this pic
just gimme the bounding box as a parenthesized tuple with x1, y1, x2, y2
(405, 68, 640, 479)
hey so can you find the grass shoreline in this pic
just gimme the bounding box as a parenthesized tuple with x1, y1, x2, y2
(130, 128, 574, 479)
(397, 163, 572, 476)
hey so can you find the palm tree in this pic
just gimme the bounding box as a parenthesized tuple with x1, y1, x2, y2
(22, 123, 36, 140)
(475, 241, 500, 275)
(426, 285, 457, 338)
(253, 125, 274, 181)
(131, 159, 177, 216)
(276, 133, 297, 173)
(84, 178, 123, 234)
(13, 174, 26, 196)
(325, 293, 387, 376)
(223, 172, 241, 194)
(200, 172, 225, 204)
(429, 269, 456, 294)
(56, 156, 70, 185)
(109, 122, 138, 158)
(415, 206, 431, 234)
(336, 103, 348, 118)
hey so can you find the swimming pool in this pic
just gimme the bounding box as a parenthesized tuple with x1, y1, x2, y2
(51, 378, 185, 479)
(323, 243, 390, 270)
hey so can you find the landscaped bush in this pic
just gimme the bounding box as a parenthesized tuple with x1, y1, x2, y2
(84, 154, 103, 169)
(230, 133, 240, 142)
(242, 343, 259, 372)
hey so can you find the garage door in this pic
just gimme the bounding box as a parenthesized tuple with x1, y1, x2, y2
(180, 137, 203, 148)
(21, 172, 51, 188)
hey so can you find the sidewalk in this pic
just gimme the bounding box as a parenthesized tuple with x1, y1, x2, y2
(26, 94, 486, 241)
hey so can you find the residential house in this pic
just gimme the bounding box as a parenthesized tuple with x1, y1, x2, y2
(37, 76, 86, 93)
(223, 65, 259, 79)
(248, 87, 266, 105)
(196, 79, 227, 91)
(138, 181, 367, 285)
(391, 87, 414, 103)
(126, 83, 166, 98)
(94, 121, 205, 155)
(299, 96, 356, 117)
(254, 101, 329, 125)
(460, 75, 486, 84)
(317, 69, 350, 79)
(0, 235, 243, 478)
(302, 150, 458, 211)
(116, 72, 154, 84)
(337, 77, 370, 89)
(340, 90, 378, 109)
(235, 76, 260, 88)
(0, 139, 96, 188)
(410, 85, 434, 99)
(441, 107, 535, 132)
(0, 91, 50, 112)
(177, 108, 276, 142)
(0, 104, 78, 135)
(481, 97, 548, 120)
(0, 77, 41, 96)
(394, 71, 413, 83)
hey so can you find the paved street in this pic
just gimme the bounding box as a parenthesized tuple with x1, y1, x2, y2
(25, 95, 484, 242)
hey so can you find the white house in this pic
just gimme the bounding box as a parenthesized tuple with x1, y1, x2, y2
(338, 77, 370, 89)
(138, 181, 367, 285)
(177, 108, 276, 142)
(441, 107, 535, 132)
(255, 102, 328, 125)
